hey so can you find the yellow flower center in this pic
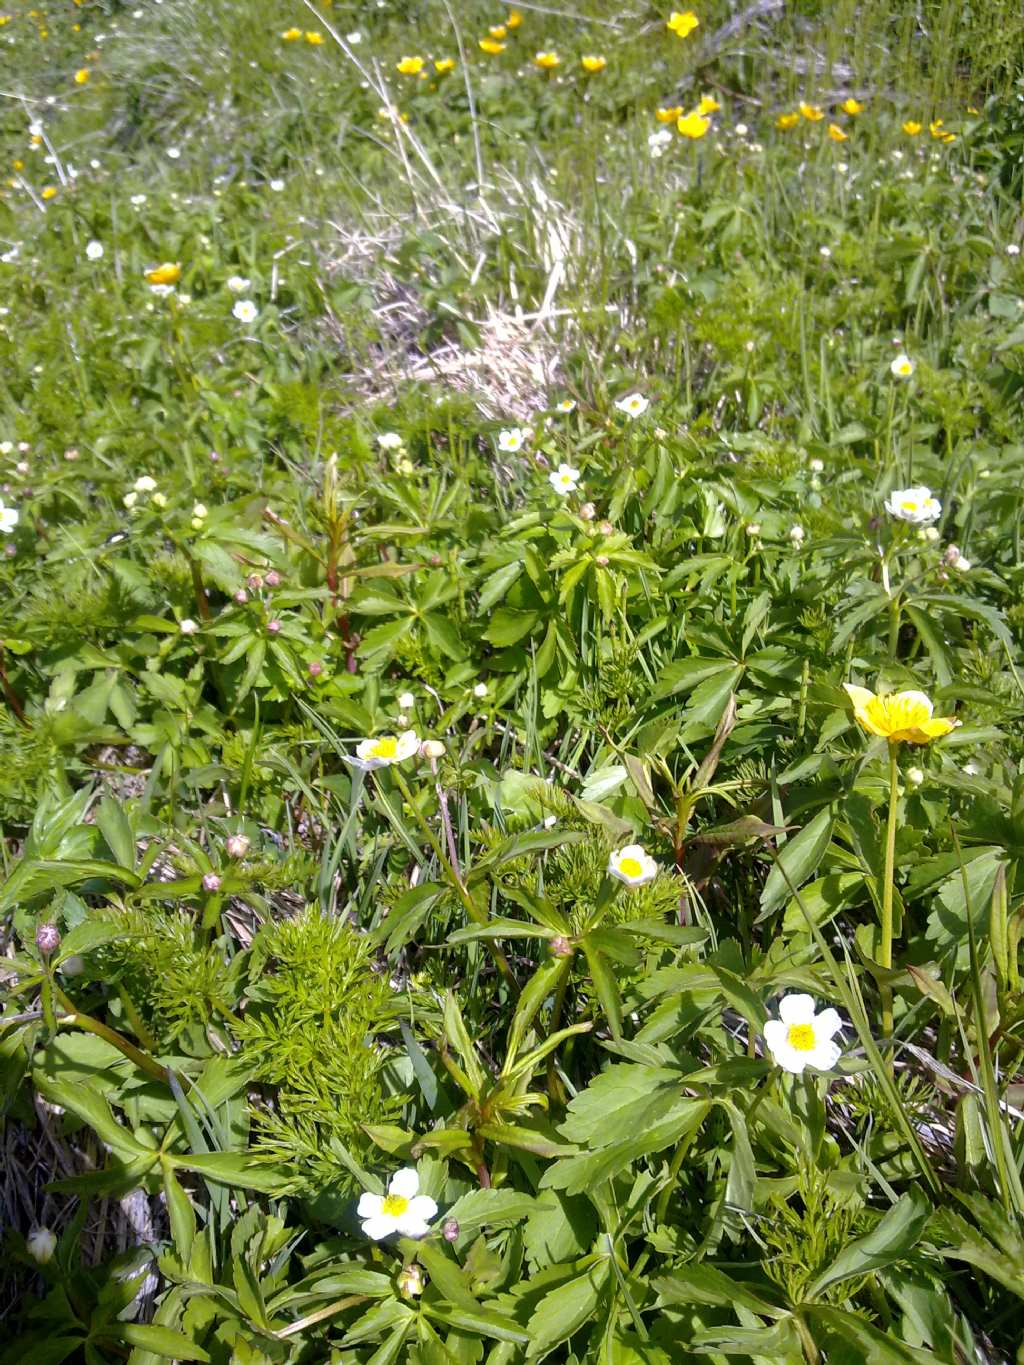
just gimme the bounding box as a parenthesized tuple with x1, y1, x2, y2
(381, 1194, 410, 1216)
(619, 856, 642, 879)
(787, 1023, 816, 1052)
(372, 736, 398, 759)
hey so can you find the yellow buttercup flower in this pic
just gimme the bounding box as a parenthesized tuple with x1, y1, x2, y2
(697, 94, 720, 114)
(841, 97, 864, 115)
(666, 10, 699, 38)
(145, 262, 182, 286)
(12, 159, 23, 170)
(396, 55, 424, 74)
(281, 27, 302, 40)
(942, 132, 956, 144)
(74, 67, 90, 84)
(656, 106, 683, 123)
(479, 37, 505, 53)
(827, 123, 848, 142)
(434, 57, 456, 73)
(903, 120, 921, 135)
(776, 112, 799, 129)
(534, 50, 560, 68)
(506, 9, 523, 27)
(928, 118, 945, 137)
(489, 24, 507, 38)
(581, 54, 606, 72)
(799, 101, 824, 121)
(843, 684, 959, 745)
(41, 186, 57, 200)
(305, 30, 323, 43)
(677, 110, 710, 139)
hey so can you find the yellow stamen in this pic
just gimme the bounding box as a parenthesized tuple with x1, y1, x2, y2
(787, 1023, 816, 1052)
(381, 1194, 409, 1216)
(619, 856, 642, 879)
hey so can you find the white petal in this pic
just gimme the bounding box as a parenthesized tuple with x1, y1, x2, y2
(356, 1192, 383, 1218)
(404, 1195, 437, 1223)
(395, 1215, 431, 1239)
(806, 1040, 841, 1072)
(388, 1167, 420, 1200)
(394, 731, 420, 761)
(762, 1019, 787, 1054)
(814, 1008, 843, 1040)
(778, 993, 816, 1025)
(361, 1214, 397, 1240)
(619, 844, 645, 861)
(770, 1043, 807, 1074)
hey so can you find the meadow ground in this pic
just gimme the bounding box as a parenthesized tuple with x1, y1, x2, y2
(3, 0, 1024, 1361)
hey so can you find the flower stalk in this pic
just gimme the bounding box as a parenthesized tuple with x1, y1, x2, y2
(880, 740, 900, 1038)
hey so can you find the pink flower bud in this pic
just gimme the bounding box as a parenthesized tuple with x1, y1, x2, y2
(234, 589, 248, 604)
(308, 660, 323, 677)
(264, 569, 281, 587)
(247, 573, 263, 590)
(35, 922, 61, 954)
(202, 872, 221, 892)
(266, 619, 281, 634)
(442, 1218, 460, 1242)
(550, 935, 575, 958)
(226, 834, 250, 858)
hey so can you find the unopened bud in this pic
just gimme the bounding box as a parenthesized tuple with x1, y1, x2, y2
(233, 589, 248, 604)
(906, 766, 924, 787)
(421, 739, 445, 759)
(398, 1263, 425, 1298)
(266, 619, 281, 634)
(442, 1218, 460, 1242)
(27, 1227, 57, 1264)
(264, 569, 281, 587)
(226, 834, 250, 858)
(35, 922, 60, 955)
(202, 872, 221, 893)
(579, 501, 596, 521)
(247, 573, 263, 590)
(308, 660, 323, 677)
(595, 554, 609, 566)
(597, 520, 613, 536)
(550, 935, 574, 958)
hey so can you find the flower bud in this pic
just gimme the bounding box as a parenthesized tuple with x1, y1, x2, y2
(179, 618, 198, 635)
(789, 524, 805, 544)
(35, 922, 60, 955)
(398, 691, 415, 710)
(152, 492, 167, 508)
(398, 1263, 425, 1298)
(234, 589, 248, 604)
(226, 834, 250, 858)
(308, 660, 323, 677)
(266, 619, 281, 634)
(550, 935, 575, 958)
(264, 569, 281, 588)
(597, 520, 614, 536)
(192, 502, 208, 519)
(906, 766, 924, 787)
(473, 682, 488, 698)
(442, 1218, 460, 1242)
(924, 526, 940, 542)
(247, 573, 263, 591)
(579, 501, 596, 521)
(202, 872, 221, 892)
(421, 739, 445, 759)
(27, 1227, 57, 1264)
(595, 554, 609, 567)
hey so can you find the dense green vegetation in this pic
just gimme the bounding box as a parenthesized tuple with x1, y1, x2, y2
(3, 0, 1024, 1359)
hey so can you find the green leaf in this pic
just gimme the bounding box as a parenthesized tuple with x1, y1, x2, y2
(484, 608, 540, 646)
(525, 1263, 610, 1358)
(441, 1188, 538, 1238)
(117, 1324, 210, 1361)
(758, 806, 834, 917)
(806, 1188, 931, 1298)
(172, 1152, 292, 1193)
(33, 1077, 149, 1163)
(653, 1264, 785, 1318)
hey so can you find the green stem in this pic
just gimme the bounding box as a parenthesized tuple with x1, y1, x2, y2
(546, 956, 573, 1104)
(880, 741, 900, 1039)
(54, 985, 178, 1087)
(391, 769, 519, 995)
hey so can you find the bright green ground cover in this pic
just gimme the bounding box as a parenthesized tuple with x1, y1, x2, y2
(3, 0, 1024, 1360)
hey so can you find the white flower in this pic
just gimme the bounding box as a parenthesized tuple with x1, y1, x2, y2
(885, 485, 941, 525)
(398, 691, 415, 709)
(122, 491, 138, 510)
(555, 399, 576, 413)
(377, 432, 404, 450)
(347, 30, 362, 43)
(0, 442, 12, 455)
(167, 146, 181, 159)
(615, 392, 649, 418)
(762, 994, 843, 1074)
(906, 766, 925, 786)
(890, 353, 914, 378)
(192, 502, 208, 519)
(133, 475, 156, 493)
(150, 283, 175, 297)
(357, 1168, 437, 1240)
(607, 844, 658, 887)
(473, 682, 488, 698)
(85, 239, 104, 260)
(549, 463, 580, 494)
(179, 618, 199, 635)
(233, 299, 258, 323)
(497, 427, 528, 453)
(648, 128, 673, 157)
(269, 178, 285, 192)
(735, 122, 748, 135)
(809, 458, 824, 473)
(1007, 244, 1020, 256)
(353, 730, 419, 770)
(152, 492, 167, 508)
(27, 1227, 57, 1264)
(0, 498, 18, 534)
(789, 525, 805, 544)
(130, 194, 147, 206)
(226, 274, 250, 293)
